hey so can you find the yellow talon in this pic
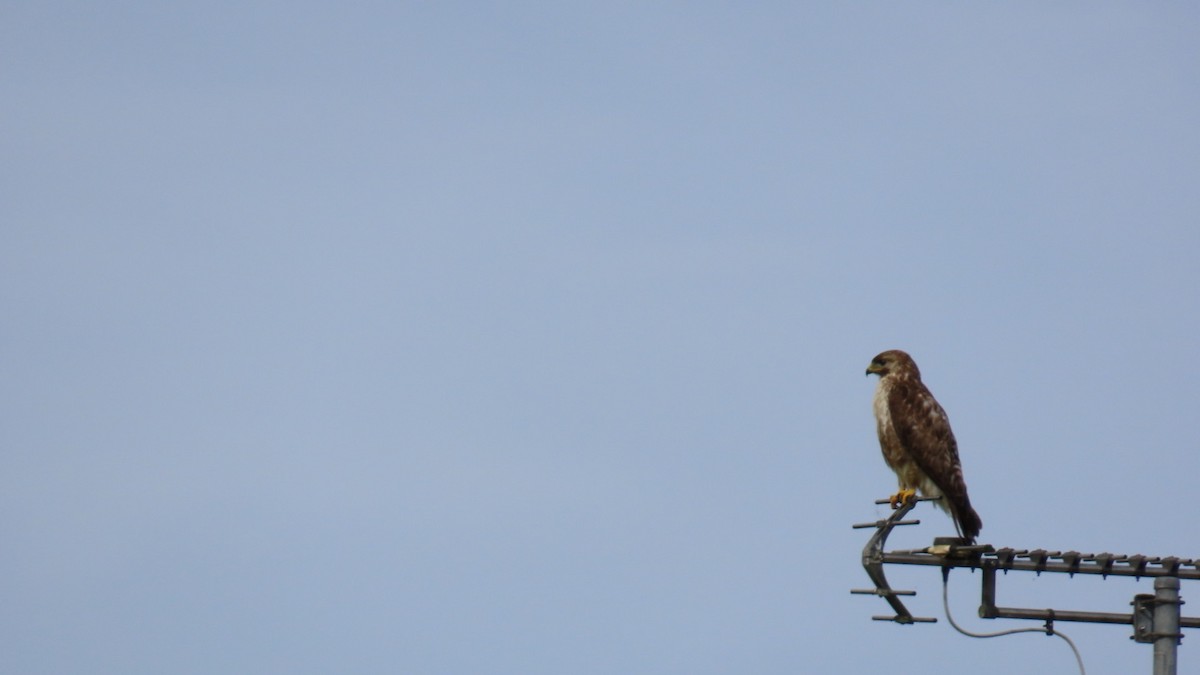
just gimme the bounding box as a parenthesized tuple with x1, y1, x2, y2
(888, 488, 917, 509)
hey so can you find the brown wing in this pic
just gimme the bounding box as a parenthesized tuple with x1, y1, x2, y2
(887, 378, 981, 540)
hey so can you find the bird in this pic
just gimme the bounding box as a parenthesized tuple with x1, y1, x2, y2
(866, 349, 982, 543)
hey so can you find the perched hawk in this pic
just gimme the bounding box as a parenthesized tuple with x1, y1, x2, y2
(866, 349, 982, 543)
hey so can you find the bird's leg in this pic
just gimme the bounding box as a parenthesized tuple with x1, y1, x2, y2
(888, 488, 918, 509)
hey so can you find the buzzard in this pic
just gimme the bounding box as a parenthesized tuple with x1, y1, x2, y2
(866, 350, 982, 543)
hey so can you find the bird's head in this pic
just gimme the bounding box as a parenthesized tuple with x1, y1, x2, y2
(865, 349, 920, 379)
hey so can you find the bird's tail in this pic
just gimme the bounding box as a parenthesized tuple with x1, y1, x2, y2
(952, 500, 982, 544)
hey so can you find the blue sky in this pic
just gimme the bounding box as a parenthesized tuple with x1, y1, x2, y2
(3, 3, 1198, 673)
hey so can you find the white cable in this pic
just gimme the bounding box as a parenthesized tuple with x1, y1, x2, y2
(941, 570, 1086, 675)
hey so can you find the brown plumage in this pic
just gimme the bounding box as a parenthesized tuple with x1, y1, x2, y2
(866, 350, 982, 543)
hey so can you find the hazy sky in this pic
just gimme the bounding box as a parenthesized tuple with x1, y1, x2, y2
(4, 3, 1198, 674)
